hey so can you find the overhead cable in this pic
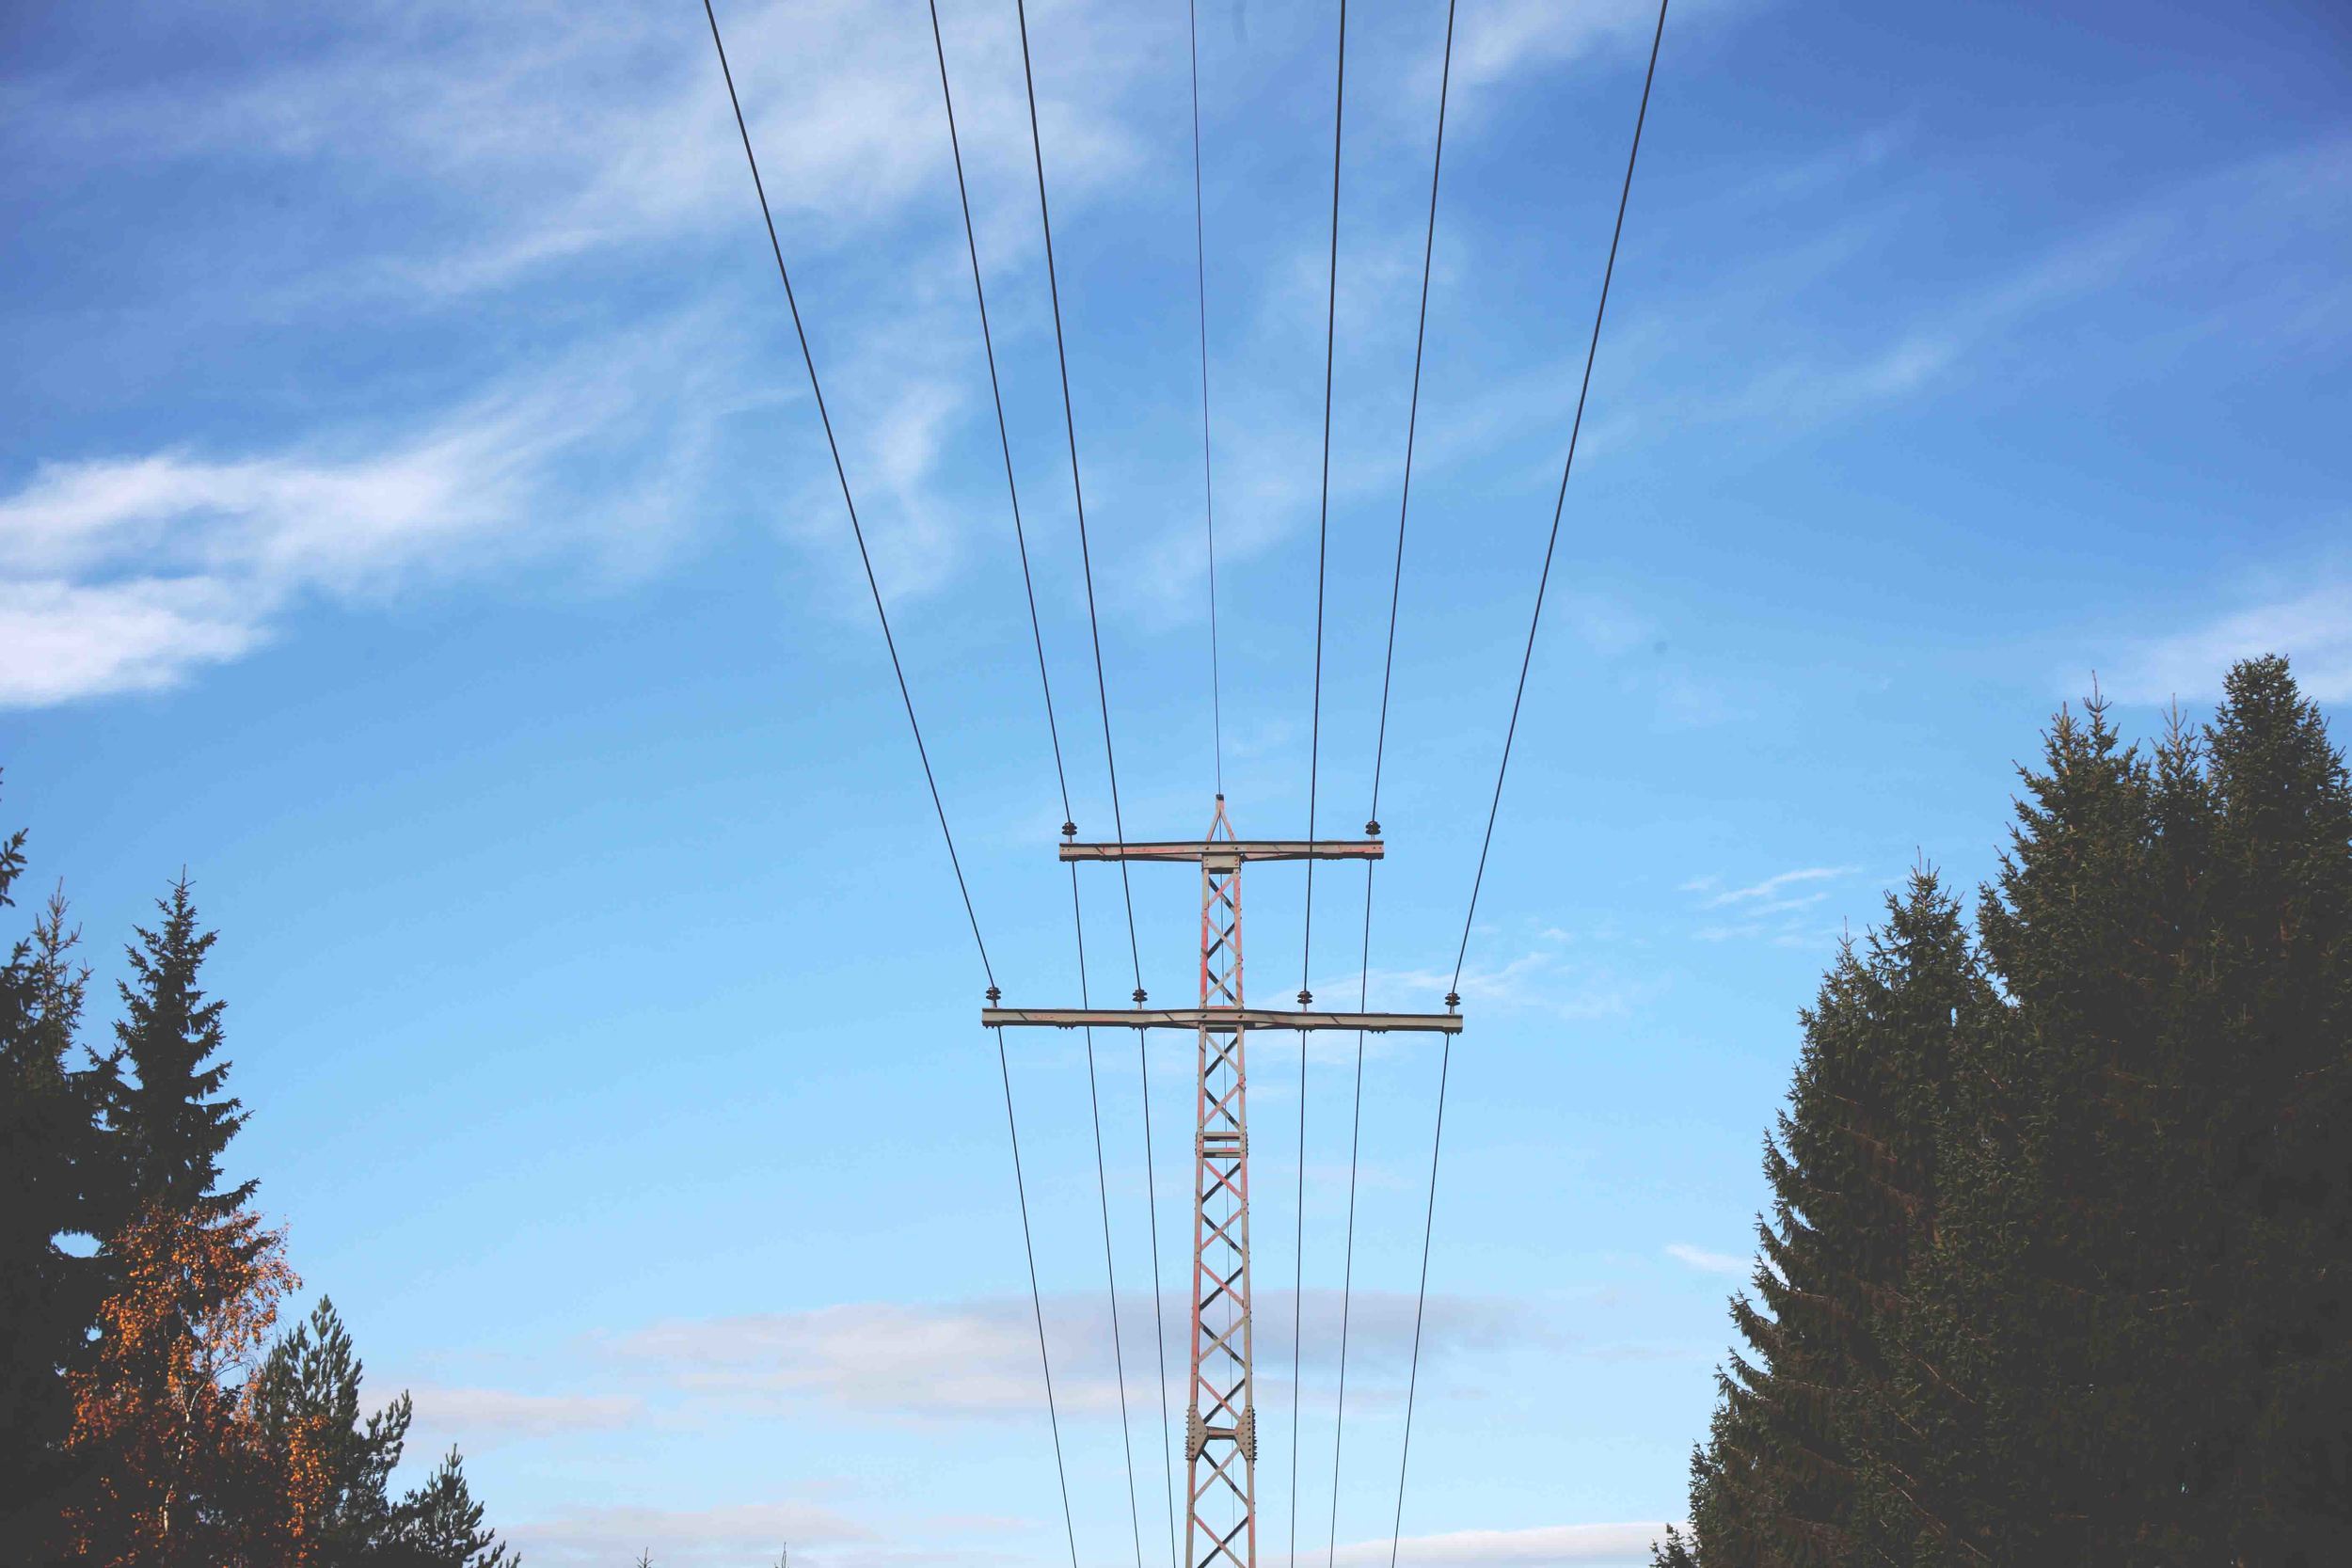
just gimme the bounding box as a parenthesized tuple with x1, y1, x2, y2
(1187, 0, 1226, 800)
(921, 5, 1149, 1560)
(698, 7, 1076, 1565)
(1011, 4, 1182, 1558)
(1295, 3, 1348, 1562)
(699, 0, 992, 992)
(1401, 7, 1672, 1562)
(1330, 1, 1459, 1559)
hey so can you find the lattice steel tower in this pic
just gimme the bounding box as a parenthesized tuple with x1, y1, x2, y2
(985, 797, 1461, 1568)
(1184, 796, 1260, 1564)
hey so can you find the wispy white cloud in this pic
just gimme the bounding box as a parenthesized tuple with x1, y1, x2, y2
(1693, 923, 1835, 950)
(508, 1502, 1673, 1568)
(405, 1383, 642, 1446)
(2, 385, 604, 588)
(616, 1299, 1069, 1420)
(0, 316, 748, 705)
(1562, 135, 2352, 464)
(9, 0, 1147, 300)
(0, 0, 1166, 708)
(1664, 1243, 1747, 1278)
(0, 578, 261, 706)
(506, 1498, 867, 1568)
(2099, 579, 2352, 705)
(0, 285, 1013, 706)
(1452, 0, 1752, 91)
(1333, 1521, 1679, 1567)
(1560, 592, 1657, 658)
(1361, 947, 1645, 1025)
(1730, 119, 1915, 208)
(1682, 865, 1859, 948)
(605, 1288, 1539, 1423)
(1698, 866, 1855, 910)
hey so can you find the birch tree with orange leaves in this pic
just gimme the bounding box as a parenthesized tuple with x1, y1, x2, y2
(63, 1202, 295, 1566)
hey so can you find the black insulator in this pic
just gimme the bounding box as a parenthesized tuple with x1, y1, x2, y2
(1444, 990, 1461, 1010)
(1132, 987, 1148, 1006)
(1061, 820, 1077, 839)
(986, 985, 1002, 1004)
(1297, 989, 1313, 1007)
(1364, 818, 1381, 835)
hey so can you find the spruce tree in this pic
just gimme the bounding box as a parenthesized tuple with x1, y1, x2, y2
(1659, 871, 1985, 1566)
(2194, 657, 2352, 1555)
(1686, 937, 1879, 1568)
(1841, 876, 1995, 1567)
(110, 876, 255, 1224)
(0, 807, 117, 1547)
(1906, 668, 2352, 1560)
(1664, 657, 2352, 1565)
(1927, 690, 2185, 1560)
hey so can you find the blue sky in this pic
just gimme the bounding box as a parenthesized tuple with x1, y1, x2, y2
(4, 0, 2348, 1563)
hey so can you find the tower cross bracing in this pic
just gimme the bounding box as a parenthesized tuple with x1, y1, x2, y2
(984, 796, 1461, 1568)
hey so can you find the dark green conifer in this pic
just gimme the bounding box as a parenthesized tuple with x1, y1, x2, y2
(0, 801, 116, 1548)
(249, 1297, 520, 1566)
(109, 876, 255, 1222)
(1661, 871, 1984, 1566)
(1666, 657, 2351, 1566)
(249, 1296, 415, 1558)
(2194, 656, 2352, 1557)
(385, 1447, 520, 1568)
(1910, 667, 2350, 1561)
(1932, 690, 2183, 1560)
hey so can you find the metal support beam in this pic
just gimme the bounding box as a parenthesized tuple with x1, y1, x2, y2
(1184, 797, 1256, 1568)
(983, 1007, 1460, 1035)
(993, 795, 1467, 1568)
(1060, 838, 1382, 864)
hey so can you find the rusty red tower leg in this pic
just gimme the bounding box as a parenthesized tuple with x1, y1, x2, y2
(1184, 795, 1258, 1566)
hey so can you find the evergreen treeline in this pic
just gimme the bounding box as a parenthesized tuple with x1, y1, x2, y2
(1660, 656, 2352, 1565)
(0, 785, 516, 1567)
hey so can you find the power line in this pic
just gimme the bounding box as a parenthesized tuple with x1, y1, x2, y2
(1187, 0, 1224, 800)
(1399, 6, 1672, 1561)
(1132, 1020, 1178, 1568)
(697, 6, 1076, 1564)
(1011, 0, 1145, 999)
(1295, 3, 1347, 1561)
(995, 1026, 1084, 1568)
(1384, 1022, 1448, 1568)
(1009, 5, 1180, 1560)
(919, 6, 1150, 1562)
(698, 0, 991, 992)
(1181, 0, 1219, 1550)
(1073, 878, 1150, 1568)
(919, 0, 1071, 824)
(1329, 1, 1458, 1559)
(1449, 0, 1668, 997)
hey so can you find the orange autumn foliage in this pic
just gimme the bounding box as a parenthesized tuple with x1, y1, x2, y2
(272, 1408, 342, 1566)
(63, 1203, 297, 1568)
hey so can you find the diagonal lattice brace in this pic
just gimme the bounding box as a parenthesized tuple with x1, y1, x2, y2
(1183, 797, 1258, 1568)
(983, 796, 1465, 1567)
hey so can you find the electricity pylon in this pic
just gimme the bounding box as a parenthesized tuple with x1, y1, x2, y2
(984, 796, 1462, 1567)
